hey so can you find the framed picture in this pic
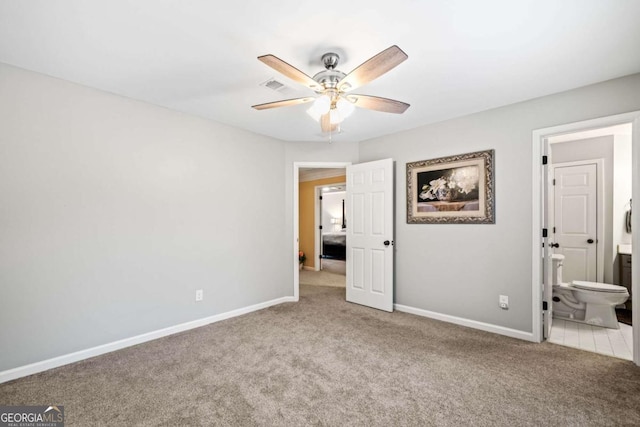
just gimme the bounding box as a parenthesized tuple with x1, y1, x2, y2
(407, 149, 495, 224)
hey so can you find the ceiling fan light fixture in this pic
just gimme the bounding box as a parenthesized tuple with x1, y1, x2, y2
(336, 97, 355, 118)
(329, 108, 344, 125)
(253, 46, 409, 136)
(311, 95, 331, 115)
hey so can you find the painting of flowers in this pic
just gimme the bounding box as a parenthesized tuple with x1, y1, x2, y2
(418, 166, 480, 203)
(407, 150, 494, 224)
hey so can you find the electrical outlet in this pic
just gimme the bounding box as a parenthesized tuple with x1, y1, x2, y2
(499, 295, 509, 310)
(195, 289, 203, 302)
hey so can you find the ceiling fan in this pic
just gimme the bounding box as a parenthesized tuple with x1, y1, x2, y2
(252, 45, 410, 133)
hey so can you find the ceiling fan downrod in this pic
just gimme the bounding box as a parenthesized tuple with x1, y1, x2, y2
(321, 52, 339, 70)
(312, 53, 347, 91)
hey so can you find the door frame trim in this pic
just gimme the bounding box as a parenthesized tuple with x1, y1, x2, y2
(314, 184, 323, 272)
(531, 111, 640, 366)
(293, 162, 351, 301)
(550, 159, 605, 283)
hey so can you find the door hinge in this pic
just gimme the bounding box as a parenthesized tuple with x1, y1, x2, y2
(319, 225, 323, 230)
(542, 228, 548, 238)
(542, 301, 548, 311)
(553, 226, 556, 234)
(552, 178, 556, 185)
(319, 195, 323, 200)
(542, 155, 548, 165)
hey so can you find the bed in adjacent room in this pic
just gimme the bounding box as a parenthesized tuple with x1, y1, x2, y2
(322, 231, 346, 260)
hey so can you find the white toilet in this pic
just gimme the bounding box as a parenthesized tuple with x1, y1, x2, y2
(551, 254, 628, 329)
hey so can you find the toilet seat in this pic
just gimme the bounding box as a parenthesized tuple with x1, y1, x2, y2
(571, 280, 628, 293)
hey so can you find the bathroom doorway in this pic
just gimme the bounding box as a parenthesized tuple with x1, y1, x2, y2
(533, 114, 638, 363)
(547, 126, 632, 358)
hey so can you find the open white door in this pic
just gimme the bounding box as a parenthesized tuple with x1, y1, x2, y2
(542, 143, 553, 340)
(346, 158, 394, 312)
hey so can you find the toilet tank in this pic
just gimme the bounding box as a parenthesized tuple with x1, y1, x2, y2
(551, 254, 565, 286)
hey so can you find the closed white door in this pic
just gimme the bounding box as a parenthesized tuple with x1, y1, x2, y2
(346, 158, 394, 312)
(553, 163, 598, 282)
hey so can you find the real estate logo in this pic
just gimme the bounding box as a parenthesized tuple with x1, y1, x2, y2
(0, 406, 64, 427)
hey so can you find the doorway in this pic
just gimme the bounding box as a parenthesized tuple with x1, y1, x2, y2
(316, 183, 347, 275)
(293, 162, 351, 301)
(532, 113, 639, 365)
(293, 159, 396, 312)
(547, 130, 630, 358)
(298, 166, 347, 289)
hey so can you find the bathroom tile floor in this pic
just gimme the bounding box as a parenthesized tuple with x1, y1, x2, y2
(549, 319, 633, 361)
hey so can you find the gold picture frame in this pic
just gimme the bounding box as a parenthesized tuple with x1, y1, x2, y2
(407, 149, 495, 224)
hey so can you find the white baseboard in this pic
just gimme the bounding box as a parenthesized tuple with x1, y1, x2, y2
(0, 296, 297, 384)
(394, 303, 536, 342)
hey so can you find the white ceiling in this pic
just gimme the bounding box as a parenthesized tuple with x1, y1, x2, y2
(1, 0, 639, 143)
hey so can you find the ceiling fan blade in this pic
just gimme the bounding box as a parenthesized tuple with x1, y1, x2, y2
(258, 54, 321, 90)
(320, 113, 339, 133)
(338, 45, 408, 92)
(348, 94, 410, 114)
(252, 97, 315, 110)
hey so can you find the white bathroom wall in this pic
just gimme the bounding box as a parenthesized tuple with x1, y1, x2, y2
(613, 133, 633, 250)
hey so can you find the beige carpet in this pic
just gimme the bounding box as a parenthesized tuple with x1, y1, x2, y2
(300, 266, 345, 288)
(2, 285, 640, 426)
(320, 259, 346, 275)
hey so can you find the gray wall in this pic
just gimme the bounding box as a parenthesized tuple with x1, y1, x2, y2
(358, 73, 640, 334)
(0, 63, 289, 371)
(2, 60, 640, 373)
